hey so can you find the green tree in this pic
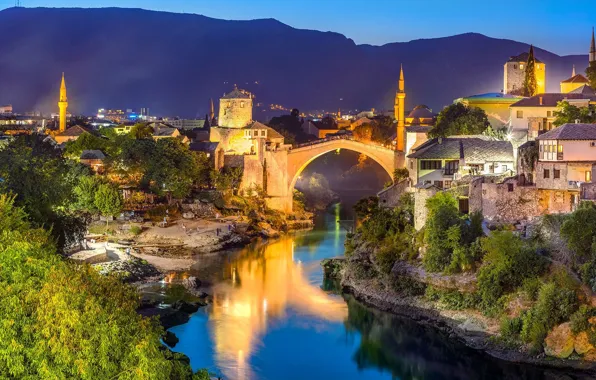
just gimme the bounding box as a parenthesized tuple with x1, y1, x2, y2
(393, 168, 409, 182)
(561, 204, 596, 260)
(63, 131, 108, 158)
(211, 166, 243, 191)
(74, 175, 104, 213)
(94, 183, 123, 225)
(129, 123, 154, 139)
(144, 139, 202, 199)
(428, 103, 490, 138)
(0, 134, 87, 249)
(477, 232, 547, 314)
(423, 192, 484, 273)
(522, 45, 538, 97)
(553, 101, 596, 127)
(0, 194, 195, 379)
(586, 61, 596, 89)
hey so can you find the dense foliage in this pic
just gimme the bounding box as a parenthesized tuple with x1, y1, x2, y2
(267, 110, 314, 144)
(428, 103, 490, 138)
(553, 101, 596, 127)
(476, 232, 547, 314)
(0, 195, 197, 379)
(352, 116, 394, 145)
(0, 135, 88, 249)
(423, 192, 484, 273)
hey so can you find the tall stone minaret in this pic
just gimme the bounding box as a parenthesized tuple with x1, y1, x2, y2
(590, 27, 596, 63)
(395, 64, 406, 152)
(209, 98, 215, 120)
(58, 73, 68, 133)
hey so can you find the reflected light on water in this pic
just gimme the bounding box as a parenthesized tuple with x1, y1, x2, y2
(209, 235, 347, 379)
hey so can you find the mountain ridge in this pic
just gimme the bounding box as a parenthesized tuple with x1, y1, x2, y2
(0, 7, 590, 118)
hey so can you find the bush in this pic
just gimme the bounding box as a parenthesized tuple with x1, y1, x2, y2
(391, 275, 426, 296)
(477, 232, 548, 314)
(423, 192, 484, 273)
(130, 225, 143, 236)
(500, 316, 523, 340)
(520, 282, 579, 350)
(570, 305, 596, 334)
(561, 205, 596, 260)
(425, 286, 479, 310)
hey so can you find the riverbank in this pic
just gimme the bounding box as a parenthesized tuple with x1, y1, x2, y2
(323, 256, 596, 375)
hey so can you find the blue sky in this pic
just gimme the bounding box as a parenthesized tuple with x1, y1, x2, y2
(1, 0, 595, 55)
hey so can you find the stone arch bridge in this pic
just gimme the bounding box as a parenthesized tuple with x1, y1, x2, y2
(263, 137, 405, 212)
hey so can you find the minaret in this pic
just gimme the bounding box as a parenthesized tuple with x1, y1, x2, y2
(572, 65, 576, 77)
(590, 27, 596, 63)
(209, 98, 215, 121)
(58, 73, 68, 133)
(395, 64, 406, 152)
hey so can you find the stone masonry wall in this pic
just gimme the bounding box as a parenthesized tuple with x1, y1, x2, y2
(481, 180, 574, 223)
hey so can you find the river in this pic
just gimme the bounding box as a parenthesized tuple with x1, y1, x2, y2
(163, 203, 587, 380)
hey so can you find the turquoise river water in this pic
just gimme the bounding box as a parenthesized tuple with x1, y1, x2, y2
(162, 204, 588, 380)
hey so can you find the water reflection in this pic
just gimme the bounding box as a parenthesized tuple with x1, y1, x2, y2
(167, 204, 591, 380)
(208, 236, 347, 379)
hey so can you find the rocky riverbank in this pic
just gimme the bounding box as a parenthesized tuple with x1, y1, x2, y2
(323, 257, 596, 375)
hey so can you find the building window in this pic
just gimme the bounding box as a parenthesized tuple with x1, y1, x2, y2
(507, 183, 514, 192)
(434, 181, 444, 188)
(502, 165, 508, 172)
(410, 161, 414, 169)
(547, 111, 552, 117)
(261, 130, 266, 137)
(553, 169, 560, 179)
(444, 160, 459, 175)
(513, 64, 517, 69)
(240, 101, 245, 108)
(444, 180, 452, 188)
(543, 169, 550, 179)
(587, 171, 592, 182)
(517, 110, 523, 118)
(421, 160, 442, 170)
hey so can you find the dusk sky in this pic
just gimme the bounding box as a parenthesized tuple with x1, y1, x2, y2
(1, 0, 595, 55)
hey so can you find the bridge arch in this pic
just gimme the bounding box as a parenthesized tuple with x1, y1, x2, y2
(275, 138, 404, 212)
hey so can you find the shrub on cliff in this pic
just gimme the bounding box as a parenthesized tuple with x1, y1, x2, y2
(561, 203, 596, 260)
(477, 232, 547, 314)
(520, 282, 578, 351)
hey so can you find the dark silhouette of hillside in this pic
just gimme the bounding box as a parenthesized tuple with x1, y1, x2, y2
(0, 7, 590, 117)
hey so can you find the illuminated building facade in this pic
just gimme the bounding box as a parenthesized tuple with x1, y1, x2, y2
(503, 48, 546, 95)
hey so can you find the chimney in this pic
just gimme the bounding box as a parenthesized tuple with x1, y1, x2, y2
(438, 137, 443, 144)
(539, 96, 543, 105)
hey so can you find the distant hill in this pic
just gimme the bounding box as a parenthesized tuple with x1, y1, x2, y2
(0, 7, 590, 118)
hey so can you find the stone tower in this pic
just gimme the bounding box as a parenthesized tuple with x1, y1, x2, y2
(394, 64, 406, 152)
(218, 86, 253, 128)
(58, 72, 68, 132)
(590, 27, 596, 63)
(503, 47, 546, 95)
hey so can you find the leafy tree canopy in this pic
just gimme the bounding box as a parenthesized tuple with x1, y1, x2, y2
(428, 103, 490, 138)
(0, 194, 196, 379)
(553, 101, 596, 127)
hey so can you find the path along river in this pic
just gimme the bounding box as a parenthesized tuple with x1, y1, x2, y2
(158, 203, 587, 380)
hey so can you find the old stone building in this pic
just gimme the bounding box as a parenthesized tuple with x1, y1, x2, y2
(407, 136, 514, 190)
(218, 86, 253, 129)
(503, 48, 546, 95)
